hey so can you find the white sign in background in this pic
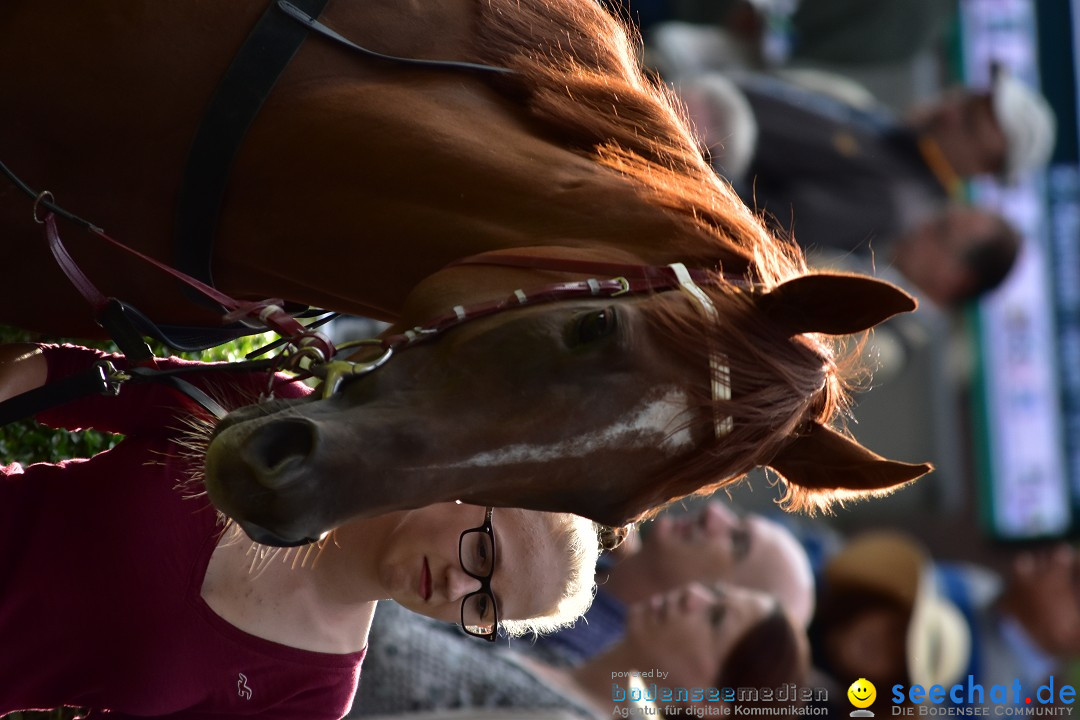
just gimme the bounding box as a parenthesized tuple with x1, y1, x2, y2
(961, 0, 1071, 538)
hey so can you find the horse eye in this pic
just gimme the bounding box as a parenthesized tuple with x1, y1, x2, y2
(574, 307, 617, 345)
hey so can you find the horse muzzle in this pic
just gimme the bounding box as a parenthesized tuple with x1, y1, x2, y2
(236, 520, 323, 547)
(204, 415, 330, 546)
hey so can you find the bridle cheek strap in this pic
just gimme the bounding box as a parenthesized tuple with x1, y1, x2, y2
(667, 263, 733, 438)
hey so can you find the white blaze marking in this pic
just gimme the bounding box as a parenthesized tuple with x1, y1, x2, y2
(440, 389, 693, 468)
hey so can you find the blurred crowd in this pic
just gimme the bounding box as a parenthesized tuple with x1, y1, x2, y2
(643, 0, 1053, 311)
(347, 501, 1080, 717)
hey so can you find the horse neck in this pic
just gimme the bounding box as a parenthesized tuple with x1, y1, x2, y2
(0, 2, 262, 232)
(213, 74, 731, 321)
(196, 0, 753, 320)
(1, 0, 745, 325)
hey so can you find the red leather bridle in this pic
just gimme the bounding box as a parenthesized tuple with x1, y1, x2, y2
(316, 253, 738, 439)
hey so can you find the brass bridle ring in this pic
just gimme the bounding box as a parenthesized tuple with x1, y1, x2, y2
(313, 340, 395, 398)
(32, 190, 55, 224)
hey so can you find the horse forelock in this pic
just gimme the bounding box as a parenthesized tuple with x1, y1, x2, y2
(470, 0, 801, 286)
(630, 283, 863, 520)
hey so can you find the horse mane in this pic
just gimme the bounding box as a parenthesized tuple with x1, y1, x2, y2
(471, 0, 802, 284)
(472, 0, 868, 514)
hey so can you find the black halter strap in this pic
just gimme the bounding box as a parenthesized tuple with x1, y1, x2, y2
(175, 0, 332, 305)
(275, 1, 517, 77)
(175, 0, 516, 307)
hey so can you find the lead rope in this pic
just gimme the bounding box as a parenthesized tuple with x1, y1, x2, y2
(15, 210, 316, 422)
(46, 209, 334, 419)
(38, 211, 334, 362)
(0, 175, 335, 425)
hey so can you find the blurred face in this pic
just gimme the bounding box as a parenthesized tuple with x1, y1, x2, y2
(893, 206, 998, 306)
(1006, 546, 1080, 657)
(377, 503, 572, 627)
(636, 502, 815, 625)
(825, 606, 908, 684)
(919, 91, 1007, 177)
(624, 582, 776, 688)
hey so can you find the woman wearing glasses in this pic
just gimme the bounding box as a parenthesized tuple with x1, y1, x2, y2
(0, 343, 601, 719)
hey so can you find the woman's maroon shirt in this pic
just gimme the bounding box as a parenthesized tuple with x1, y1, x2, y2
(0, 345, 364, 719)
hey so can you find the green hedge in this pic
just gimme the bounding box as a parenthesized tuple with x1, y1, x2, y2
(0, 326, 275, 465)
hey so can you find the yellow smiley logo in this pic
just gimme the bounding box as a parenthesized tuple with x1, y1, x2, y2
(847, 678, 876, 709)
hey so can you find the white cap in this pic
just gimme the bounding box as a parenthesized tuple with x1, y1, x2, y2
(906, 568, 972, 689)
(992, 70, 1056, 179)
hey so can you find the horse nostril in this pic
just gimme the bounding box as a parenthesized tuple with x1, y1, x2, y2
(243, 417, 318, 490)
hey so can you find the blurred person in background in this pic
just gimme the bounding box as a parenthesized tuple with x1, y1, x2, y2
(978, 544, 1080, 695)
(561, 582, 808, 714)
(810, 531, 972, 712)
(695, 65, 1052, 233)
(602, 501, 815, 625)
(526, 500, 816, 669)
(641, 0, 957, 68)
(350, 582, 808, 718)
(675, 67, 1046, 306)
(885, 204, 1020, 308)
(614, 0, 957, 69)
(810, 531, 1080, 713)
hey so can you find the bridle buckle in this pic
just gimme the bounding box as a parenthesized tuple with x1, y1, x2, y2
(312, 340, 395, 398)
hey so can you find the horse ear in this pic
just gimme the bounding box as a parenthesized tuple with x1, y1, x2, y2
(760, 274, 917, 336)
(768, 422, 932, 512)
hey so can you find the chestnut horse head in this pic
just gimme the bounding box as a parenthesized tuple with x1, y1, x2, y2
(0, 0, 930, 545)
(205, 255, 930, 545)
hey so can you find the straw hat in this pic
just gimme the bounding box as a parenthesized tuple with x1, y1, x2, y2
(825, 531, 971, 688)
(990, 69, 1056, 180)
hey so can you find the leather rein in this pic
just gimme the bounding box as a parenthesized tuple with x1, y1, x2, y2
(0, 0, 732, 427)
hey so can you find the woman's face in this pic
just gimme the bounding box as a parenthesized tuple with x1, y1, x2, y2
(636, 502, 814, 625)
(376, 503, 574, 627)
(624, 582, 775, 688)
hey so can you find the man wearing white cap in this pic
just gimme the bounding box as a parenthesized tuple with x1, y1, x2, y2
(810, 531, 1080, 714)
(680, 68, 1054, 304)
(906, 67, 1057, 184)
(811, 531, 972, 707)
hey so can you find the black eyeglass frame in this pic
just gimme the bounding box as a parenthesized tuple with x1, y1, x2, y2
(458, 506, 499, 641)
